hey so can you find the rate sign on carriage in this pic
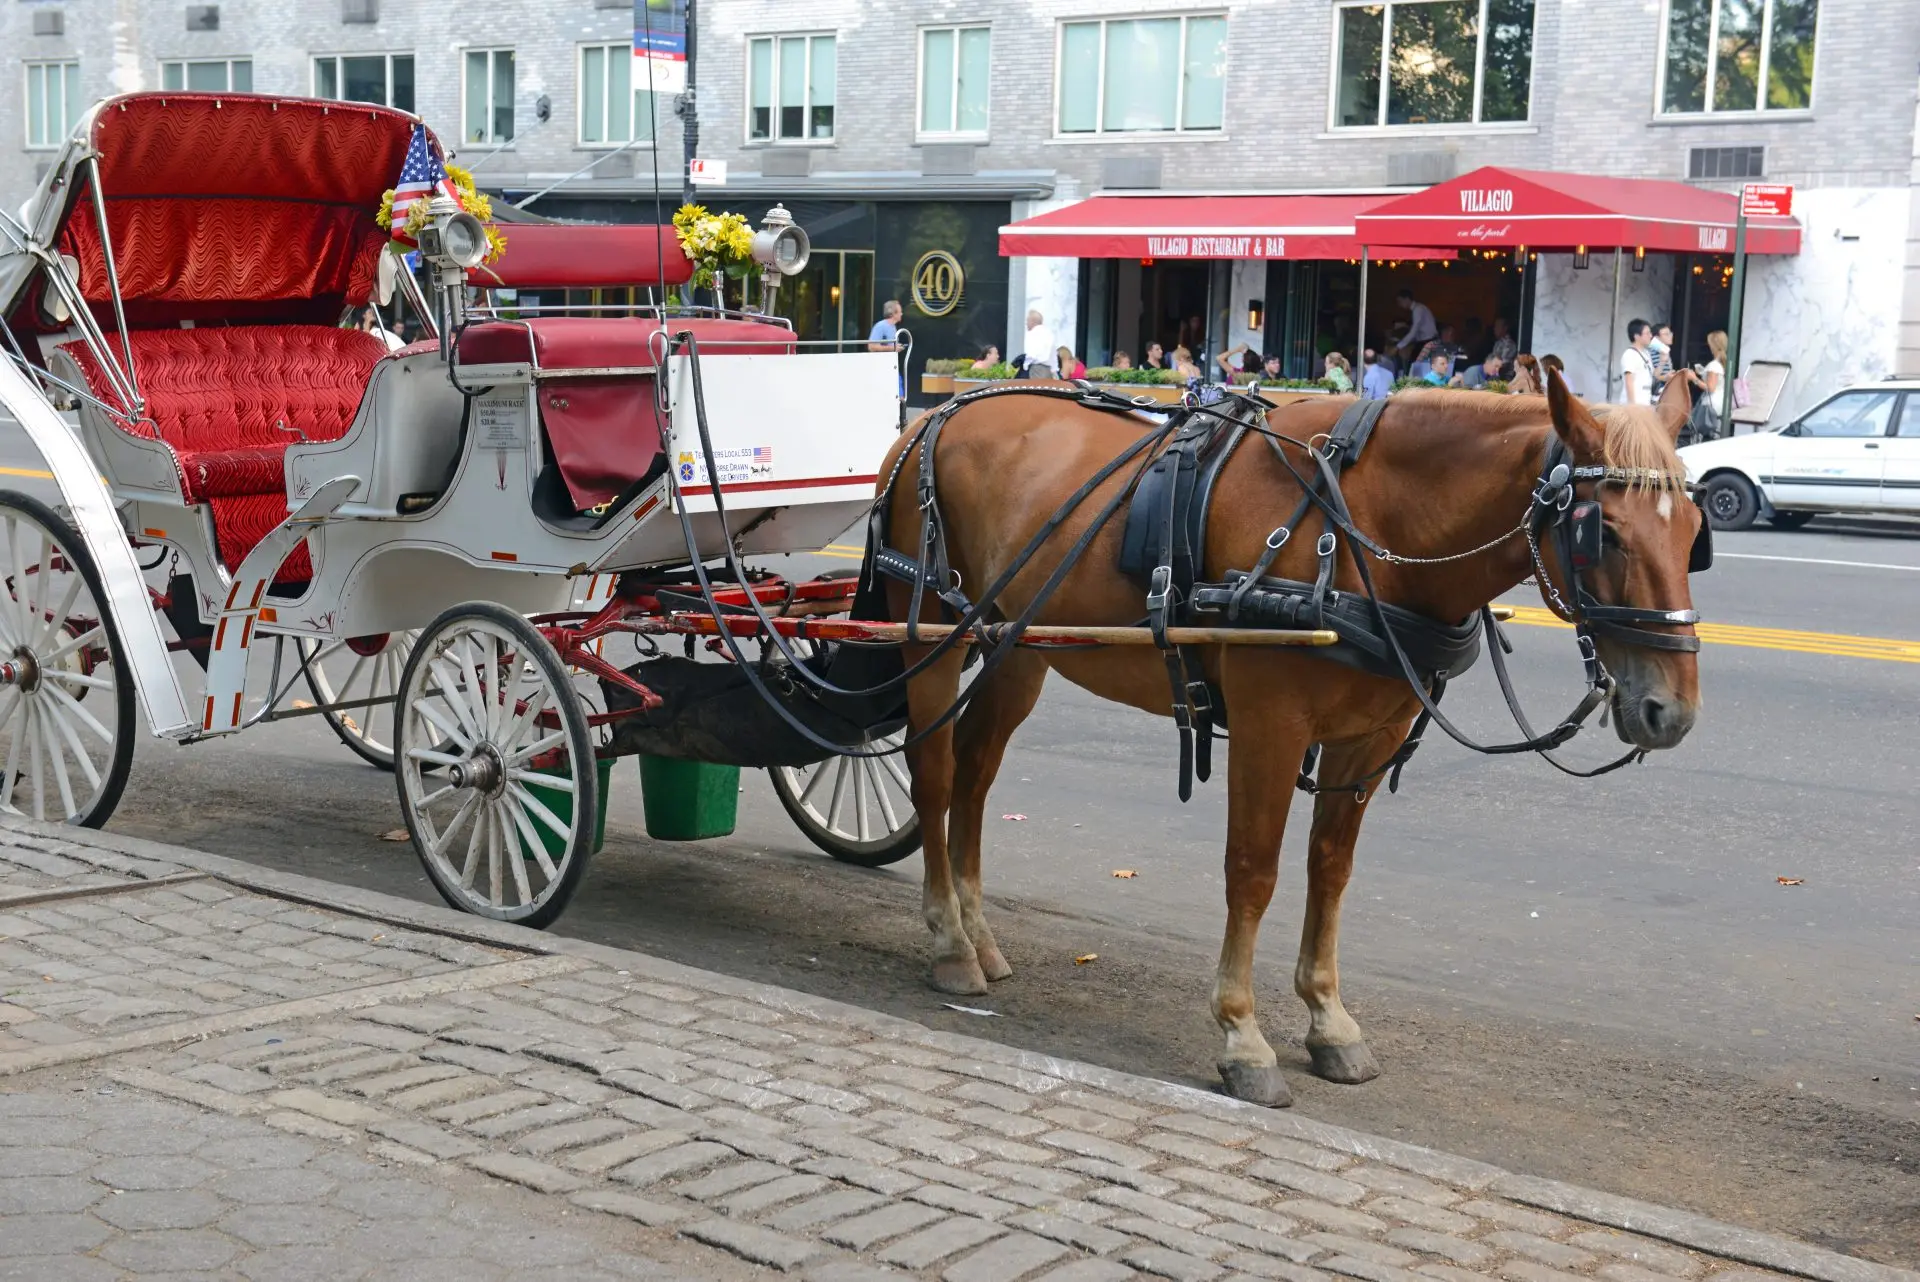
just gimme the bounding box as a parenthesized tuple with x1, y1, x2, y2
(1739, 183, 1794, 219)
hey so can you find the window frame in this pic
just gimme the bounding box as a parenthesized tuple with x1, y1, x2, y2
(160, 58, 252, 93)
(576, 42, 659, 150)
(916, 23, 992, 142)
(744, 31, 837, 146)
(23, 60, 82, 151)
(310, 52, 415, 111)
(461, 47, 516, 147)
(1652, 0, 1818, 119)
(1324, 0, 1541, 133)
(1051, 11, 1229, 139)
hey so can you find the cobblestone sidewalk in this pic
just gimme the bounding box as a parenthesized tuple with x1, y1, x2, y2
(1, 824, 1913, 1282)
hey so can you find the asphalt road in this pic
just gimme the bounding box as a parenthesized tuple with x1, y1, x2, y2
(0, 433, 1914, 1262)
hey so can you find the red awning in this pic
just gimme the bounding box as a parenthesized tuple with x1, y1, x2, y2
(999, 194, 1452, 261)
(1354, 166, 1801, 255)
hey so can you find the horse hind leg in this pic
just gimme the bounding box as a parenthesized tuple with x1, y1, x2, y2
(904, 645, 991, 995)
(946, 649, 1048, 982)
(1293, 729, 1405, 1085)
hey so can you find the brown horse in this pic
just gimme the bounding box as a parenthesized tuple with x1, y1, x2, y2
(877, 370, 1701, 1107)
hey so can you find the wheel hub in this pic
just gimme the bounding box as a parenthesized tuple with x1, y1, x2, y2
(0, 646, 42, 693)
(448, 744, 506, 796)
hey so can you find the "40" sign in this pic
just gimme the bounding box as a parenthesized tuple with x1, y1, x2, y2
(911, 250, 965, 318)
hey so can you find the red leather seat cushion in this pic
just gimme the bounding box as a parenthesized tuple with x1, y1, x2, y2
(60, 326, 385, 575)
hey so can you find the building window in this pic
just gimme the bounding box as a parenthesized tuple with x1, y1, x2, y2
(464, 49, 515, 144)
(312, 54, 415, 111)
(919, 26, 990, 139)
(1659, 0, 1815, 115)
(161, 59, 252, 92)
(747, 34, 836, 143)
(1688, 144, 1765, 178)
(25, 62, 82, 149)
(1057, 14, 1227, 135)
(579, 43, 659, 147)
(1332, 0, 1536, 128)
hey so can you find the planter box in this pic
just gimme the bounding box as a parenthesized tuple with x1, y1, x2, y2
(920, 374, 955, 395)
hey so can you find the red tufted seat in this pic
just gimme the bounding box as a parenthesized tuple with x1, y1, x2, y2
(61, 326, 386, 578)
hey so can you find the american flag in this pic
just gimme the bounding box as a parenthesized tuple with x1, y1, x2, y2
(751, 446, 774, 467)
(389, 124, 459, 247)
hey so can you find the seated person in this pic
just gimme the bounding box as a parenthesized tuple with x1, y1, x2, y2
(1459, 352, 1504, 389)
(1143, 342, 1166, 370)
(1057, 346, 1087, 380)
(971, 344, 1000, 370)
(1112, 351, 1134, 370)
(1422, 353, 1453, 386)
(1252, 352, 1283, 383)
(1322, 352, 1353, 392)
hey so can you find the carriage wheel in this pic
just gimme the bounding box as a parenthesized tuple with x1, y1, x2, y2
(297, 630, 419, 769)
(395, 602, 597, 928)
(0, 492, 135, 827)
(770, 727, 920, 868)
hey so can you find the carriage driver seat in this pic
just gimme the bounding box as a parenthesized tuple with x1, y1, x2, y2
(54, 325, 388, 582)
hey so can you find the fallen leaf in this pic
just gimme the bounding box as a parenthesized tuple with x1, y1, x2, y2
(340, 716, 360, 734)
(1001, 813, 1027, 822)
(1777, 876, 1805, 886)
(943, 1003, 1000, 1017)
(1074, 953, 1099, 965)
(379, 828, 410, 842)
(1111, 870, 1137, 879)
(291, 699, 314, 710)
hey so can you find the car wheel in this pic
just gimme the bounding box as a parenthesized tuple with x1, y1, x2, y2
(1702, 473, 1759, 531)
(1767, 510, 1816, 530)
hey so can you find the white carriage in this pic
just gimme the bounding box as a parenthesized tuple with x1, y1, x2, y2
(0, 92, 913, 926)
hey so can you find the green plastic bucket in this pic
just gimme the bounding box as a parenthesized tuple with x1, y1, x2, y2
(524, 756, 614, 859)
(637, 755, 740, 840)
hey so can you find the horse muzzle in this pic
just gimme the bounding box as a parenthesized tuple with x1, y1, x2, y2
(1610, 681, 1698, 750)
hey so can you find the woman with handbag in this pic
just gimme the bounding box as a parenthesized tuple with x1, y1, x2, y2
(1681, 330, 1728, 443)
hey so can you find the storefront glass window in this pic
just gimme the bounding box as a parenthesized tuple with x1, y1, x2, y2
(1660, 0, 1817, 114)
(1056, 14, 1226, 135)
(1332, 0, 1535, 127)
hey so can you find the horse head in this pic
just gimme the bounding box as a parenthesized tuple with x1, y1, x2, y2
(1543, 368, 1703, 751)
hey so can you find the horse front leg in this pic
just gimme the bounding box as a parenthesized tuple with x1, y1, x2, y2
(903, 645, 987, 994)
(946, 650, 1048, 982)
(1294, 725, 1409, 1084)
(1213, 665, 1313, 1107)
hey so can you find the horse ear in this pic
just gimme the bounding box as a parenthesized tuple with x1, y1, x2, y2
(1654, 369, 1690, 441)
(1544, 365, 1603, 457)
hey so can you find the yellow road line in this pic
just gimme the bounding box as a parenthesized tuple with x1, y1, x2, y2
(1502, 603, 1920, 664)
(0, 466, 53, 480)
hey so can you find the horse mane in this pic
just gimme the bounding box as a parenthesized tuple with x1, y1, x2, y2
(1385, 391, 1684, 492)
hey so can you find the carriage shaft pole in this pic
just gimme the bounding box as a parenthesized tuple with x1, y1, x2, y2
(657, 614, 1338, 648)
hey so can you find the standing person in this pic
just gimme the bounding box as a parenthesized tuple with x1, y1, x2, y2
(1361, 348, 1394, 400)
(1619, 319, 1655, 406)
(1021, 310, 1056, 379)
(1681, 329, 1729, 440)
(1394, 289, 1438, 364)
(1648, 322, 1677, 397)
(867, 300, 902, 352)
(1488, 317, 1518, 371)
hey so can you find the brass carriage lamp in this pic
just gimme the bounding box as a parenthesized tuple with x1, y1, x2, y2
(750, 204, 810, 316)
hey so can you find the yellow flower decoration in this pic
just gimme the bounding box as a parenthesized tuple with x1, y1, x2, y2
(377, 156, 507, 265)
(672, 203, 755, 291)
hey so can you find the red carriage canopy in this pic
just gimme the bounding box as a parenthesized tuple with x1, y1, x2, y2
(998, 194, 1454, 261)
(55, 93, 421, 323)
(1353, 166, 1802, 256)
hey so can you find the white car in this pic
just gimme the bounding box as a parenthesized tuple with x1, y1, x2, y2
(1680, 378, 1920, 530)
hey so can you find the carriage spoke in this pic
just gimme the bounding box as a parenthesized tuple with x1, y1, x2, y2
(504, 793, 560, 882)
(437, 789, 481, 868)
(0, 688, 21, 733)
(44, 705, 76, 819)
(500, 686, 551, 760)
(499, 800, 533, 906)
(826, 755, 852, 834)
(412, 688, 475, 751)
(27, 700, 45, 821)
(506, 766, 573, 794)
(506, 725, 564, 768)
(41, 680, 113, 744)
(495, 640, 529, 743)
(852, 753, 872, 843)
(506, 780, 572, 841)
(407, 747, 465, 767)
(44, 669, 114, 692)
(413, 781, 458, 808)
(427, 654, 484, 743)
(4, 517, 30, 647)
(37, 569, 81, 654)
(40, 623, 102, 669)
(41, 690, 101, 792)
(797, 758, 834, 807)
(877, 744, 912, 792)
(486, 804, 504, 907)
(866, 757, 901, 832)
(0, 692, 24, 812)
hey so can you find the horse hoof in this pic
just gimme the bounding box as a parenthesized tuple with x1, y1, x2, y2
(1218, 1061, 1294, 1108)
(976, 945, 1013, 983)
(931, 958, 990, 995)
(1309, 1041, 1381, 1084)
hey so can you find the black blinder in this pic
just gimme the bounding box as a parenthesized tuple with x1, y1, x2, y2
(1688, 513, 1714, 573)
(1566, 500, 1605, 571)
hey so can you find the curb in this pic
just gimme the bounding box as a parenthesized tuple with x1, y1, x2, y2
(7, 816, 1914, 1282)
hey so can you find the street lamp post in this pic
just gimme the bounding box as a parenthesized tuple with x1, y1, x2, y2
(678, 0, 698, 210)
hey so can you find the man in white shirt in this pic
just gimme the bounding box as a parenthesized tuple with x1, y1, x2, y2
(1619, 318, 1655, 406)
(1021, 309, 1055, 379)
(1394, 290, 1437, 365)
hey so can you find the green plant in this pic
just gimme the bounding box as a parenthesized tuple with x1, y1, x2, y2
(964, 362, 1018, 381)
(1243, 376, 1339, 392)
(1084, 366, 1184, 386)
(923, 358, 974, 376)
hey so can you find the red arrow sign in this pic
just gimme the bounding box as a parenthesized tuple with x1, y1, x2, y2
(1740, 183, 1794, 218)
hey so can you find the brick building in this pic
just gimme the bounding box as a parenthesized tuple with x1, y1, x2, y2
(3, 1, 1915, 415)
